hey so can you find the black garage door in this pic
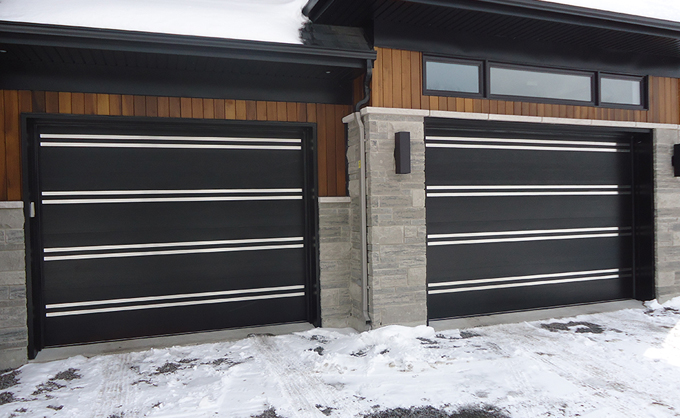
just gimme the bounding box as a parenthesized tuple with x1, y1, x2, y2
(425, 118, 653, 320)
(27, 117, 317, 347)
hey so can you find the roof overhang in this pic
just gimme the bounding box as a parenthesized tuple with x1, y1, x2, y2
(0, 21, 376, 104)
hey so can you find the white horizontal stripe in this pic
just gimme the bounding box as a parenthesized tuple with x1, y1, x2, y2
(46, 285, 305, 309)
(42, 195, 302, 204)
(426, 185, 627, 190)
(426, 136, 626, 148)
(40, 142, 300, 151)
(44, 236, 303, 254)
(45, 292, 305, 317)
(428, 275, 618, 294)
(426, 143, 627, 153)
(44, 243, 304, 261)
(40, 134, 301, 144)
(427, 191, 626, 197)
(428, 227, 621, 240)
(428, 268, 621, 288)
(427, 232, 622, 246)
(42, 188, 302, 197)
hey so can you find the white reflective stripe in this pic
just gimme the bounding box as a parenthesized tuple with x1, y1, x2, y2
(428, 275, 618, 294)
(44, 236, 304, 253)
(427, 232, 622, 246)
(42, 188, 302, 196)
(46, 284, 306, 309)
(428, 227, 621, 240)
(427, 191, 626, 197)
(42, 195, 302, 204)
(428, 268, 621, 288)
(40, 142, 301, 151)
(426, 185, 627, 190)
(44, 243, 304, 261)
(426, 136, 626, 147)
(40, 134, 301, 143)
(45, 292, 305, 317)
(425, 143, 627, 153)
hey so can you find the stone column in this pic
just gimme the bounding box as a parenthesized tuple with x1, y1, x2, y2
(345, 108, 428, 329)
(0, 202, 27, 369)
(654, 128, 680, 302)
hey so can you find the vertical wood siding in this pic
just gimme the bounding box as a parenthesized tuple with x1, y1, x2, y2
(370, 47, 680, 125)
(0, 91, 351, 200)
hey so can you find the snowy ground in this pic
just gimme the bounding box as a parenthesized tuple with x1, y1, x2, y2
(1, 298, 679, 418)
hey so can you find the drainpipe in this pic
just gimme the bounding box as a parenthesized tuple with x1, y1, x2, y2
(354, 59, 373, 329)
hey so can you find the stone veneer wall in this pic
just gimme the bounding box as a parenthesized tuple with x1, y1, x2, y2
(318, 198, 352, 327)
(654, 128, 680, 302)
(0, 202, 26, 370)
(345, 109, 429, 328)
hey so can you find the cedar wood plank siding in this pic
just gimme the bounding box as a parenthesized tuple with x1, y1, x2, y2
(365, 47, 680, 124)
(0, 91, 351, 200)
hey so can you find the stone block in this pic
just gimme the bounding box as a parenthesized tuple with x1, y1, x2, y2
(0, 251, 25, 273)
(412, 189, 425, 208)
(369, 226, 403, 244)
(0, 306, 26, 328)
(0, 347, 27, 370)
(0, 209, 24, 230)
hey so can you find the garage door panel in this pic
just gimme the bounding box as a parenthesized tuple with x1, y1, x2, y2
(40, 200, 304, 248)
(43, 248, 306, 304)
(426, 196, 632, 234)
(428, 236, 632, 283)
(33, 121, 314, 347)
(44, 295, 307, 346)
(426, 148, 630, 186)
(39, 142, 304, 191)
(426, 122, 635, 319)
(428, 276, 634, 319)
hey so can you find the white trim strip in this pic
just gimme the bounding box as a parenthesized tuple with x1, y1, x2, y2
(426, 185, 628, 190)
(428, 227, 622, 240)
(46, 284, 306, 309)
(42, 188, 302, 197)
(427, 232, 623, 246)
(425, 143, 627, 153)
(427, 191, 626, 197)
(44, 243, 304, 261)
(426, 136, 627, 148)
(44, 236, 304, 253)
(45, 292, 305, 317)
(40, 142, 301, 151)
(428, 268, 621, 288)
(40, 134, 301, 144)
(428, 275, 618, 294)
(41, 195, 303, 204)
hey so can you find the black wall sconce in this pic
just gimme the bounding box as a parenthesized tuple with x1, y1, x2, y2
(674, 144, 680, 177)
(395, 131, 411, 174)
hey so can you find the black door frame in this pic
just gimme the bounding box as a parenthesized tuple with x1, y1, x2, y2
(22, 113, 320, 357)
(424, 117, 656, 319)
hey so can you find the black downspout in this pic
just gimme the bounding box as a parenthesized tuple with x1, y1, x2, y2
(356, 59, 373, 111)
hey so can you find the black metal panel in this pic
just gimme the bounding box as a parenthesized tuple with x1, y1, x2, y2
(24, 115, 318, 348)
(425, 118, 653, 319)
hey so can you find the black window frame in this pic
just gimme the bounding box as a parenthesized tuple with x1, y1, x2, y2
(422, 56, 484, 99)
(422, 54, 649, 110)
(599, 73, 647, 110)
(487, 62, 596, 107)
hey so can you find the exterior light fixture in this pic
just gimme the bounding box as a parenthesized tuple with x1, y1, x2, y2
(674, 144, 680, 177)
(395, 131, 411, 174)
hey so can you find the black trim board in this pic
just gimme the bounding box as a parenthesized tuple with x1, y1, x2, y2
(22, 114, 321, 354)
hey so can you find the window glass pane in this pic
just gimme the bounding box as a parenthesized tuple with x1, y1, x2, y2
(425, 60, 480, 94)
(490, 66, 592, 102)
(601, 77, 641, 105)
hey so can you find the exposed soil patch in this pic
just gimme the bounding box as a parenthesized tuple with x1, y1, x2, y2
(53, 368, 81, 381)
(251, 407, 285, 418)
(540, 321, 604, 334)
(32, 380, 65, 395)
(316, 404, 335, 416)
(310, 335, 330, 344)
(0, 391, 15, 405)
(46, 405, 64, 410)
(0, 370, 20, 390)
(209, 357, 243, 368)
(154, 362, 181, 375)
(363, 405, 510, 418)
(459, 331, 482, 339)
(312, 346, 325, 355)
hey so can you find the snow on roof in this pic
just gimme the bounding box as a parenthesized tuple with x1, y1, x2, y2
(538, 0, 680, 24)
(0, 0, 309, 44)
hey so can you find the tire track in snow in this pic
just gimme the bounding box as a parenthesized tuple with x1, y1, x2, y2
(251, 335, 365, 418)
(91, 353, 136, 418)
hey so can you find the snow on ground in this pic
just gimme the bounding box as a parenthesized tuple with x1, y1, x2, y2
(1, 297, 679, 418)
(538, 0, 680, 24)
(0, 0, 309, 44)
